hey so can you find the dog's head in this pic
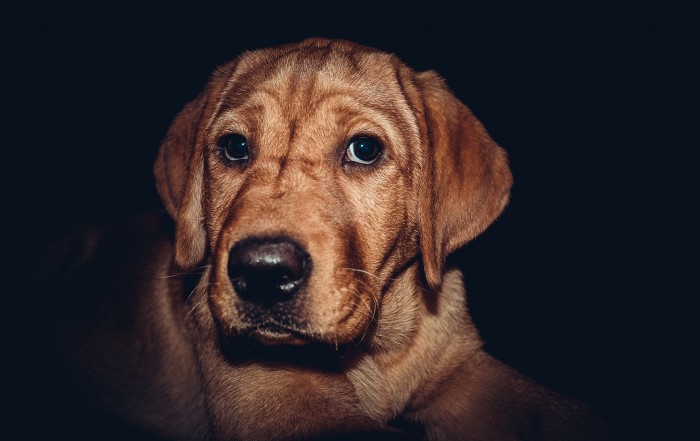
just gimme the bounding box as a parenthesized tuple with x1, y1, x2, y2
(154, 39, 511, 347)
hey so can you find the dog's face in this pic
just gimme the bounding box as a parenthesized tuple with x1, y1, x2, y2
(155, 39, 512, 348)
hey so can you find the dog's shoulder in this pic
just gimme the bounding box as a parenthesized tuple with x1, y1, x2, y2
(30, 210, 209, 441)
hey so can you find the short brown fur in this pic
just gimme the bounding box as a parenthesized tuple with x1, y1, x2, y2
(41, 39, 618, 441)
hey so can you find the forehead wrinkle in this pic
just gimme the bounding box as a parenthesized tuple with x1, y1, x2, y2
(211, 52, 297, 123)
(211, 48, 387, 132)
(217, 82, 285, 119)
(219, 46, 330, 122)
(300, 91, 407, 147)
(207, 43, 391, 130)
(196, 60, 241, 139)
(234, 89, 284, 119)
(302, 90, 396, 125)
(207, 90, 285, 142)
(215, 66, 315, 138)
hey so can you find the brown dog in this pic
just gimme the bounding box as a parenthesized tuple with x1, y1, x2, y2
(39, 39, 617, 441)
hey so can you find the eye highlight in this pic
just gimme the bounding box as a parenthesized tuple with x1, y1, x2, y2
(218, 134, 249, 162)
(344, 136, 382, 165)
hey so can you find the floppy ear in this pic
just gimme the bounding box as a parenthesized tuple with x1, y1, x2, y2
(153, 93, 208, 270)
(416, 71, 513, 290)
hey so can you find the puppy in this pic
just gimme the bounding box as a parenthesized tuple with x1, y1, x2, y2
(37, 38, 619, 441)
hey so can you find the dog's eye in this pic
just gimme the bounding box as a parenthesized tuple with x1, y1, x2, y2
(345, 136, 382, 165)
(219, 134, 249, 162)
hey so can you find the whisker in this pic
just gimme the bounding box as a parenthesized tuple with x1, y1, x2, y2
(339, 267, 382, 281)
(341, 284, 379, 319)
(338, 285, 378, 347)
(186, 295, 208, 318)
(185, 281, 217, 303)
(339, 266, 406, 286)
(157, 264, 212, 279)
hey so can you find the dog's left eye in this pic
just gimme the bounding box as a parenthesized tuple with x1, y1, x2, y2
(345, 136, 382, 165)
(219, 134, 250, 162)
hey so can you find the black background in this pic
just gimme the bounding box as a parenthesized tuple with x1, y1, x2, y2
(3, 2, 698, 440)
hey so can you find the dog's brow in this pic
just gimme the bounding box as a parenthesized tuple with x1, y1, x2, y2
(308, 90, 391, 116)
(216, 87, 283, 120)
(216, 86, 398, 137)
(241, 89, 285, 113)
(214, 55, 397, 125)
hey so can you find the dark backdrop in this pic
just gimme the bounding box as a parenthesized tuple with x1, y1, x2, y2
(3, 2, 698, 440)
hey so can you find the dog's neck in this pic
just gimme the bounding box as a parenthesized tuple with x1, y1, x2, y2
(345, 264, 610, 441)
(344, 265, 484, 430)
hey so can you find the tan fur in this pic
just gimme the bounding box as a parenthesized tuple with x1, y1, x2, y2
(43, 38, 617, 440)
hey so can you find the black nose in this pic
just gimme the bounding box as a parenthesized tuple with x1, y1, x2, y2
(228, 238, 311, 304)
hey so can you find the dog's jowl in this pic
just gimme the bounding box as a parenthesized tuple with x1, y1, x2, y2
(38, 39, 619, 441)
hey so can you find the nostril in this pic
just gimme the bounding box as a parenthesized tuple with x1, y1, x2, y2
(227, 238, 310, 303)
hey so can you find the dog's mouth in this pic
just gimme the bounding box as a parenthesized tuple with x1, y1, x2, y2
(219, 323, 356, 371)
(242, 321, 312, 346)
(210, 288, 376, 349)
(223, 299, 318, 346)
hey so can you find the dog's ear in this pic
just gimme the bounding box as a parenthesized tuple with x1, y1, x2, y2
(154, 62, 237, 270)
(153, 92, 208, 270)
(416, 71, 513, 290)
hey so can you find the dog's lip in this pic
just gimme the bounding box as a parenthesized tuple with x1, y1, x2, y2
(246, 322, 312, 346)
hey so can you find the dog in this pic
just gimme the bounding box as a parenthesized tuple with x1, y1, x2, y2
(35, 38, 619, 441)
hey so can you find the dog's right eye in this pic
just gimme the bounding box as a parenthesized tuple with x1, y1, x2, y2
(219, 134, 249, 162)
